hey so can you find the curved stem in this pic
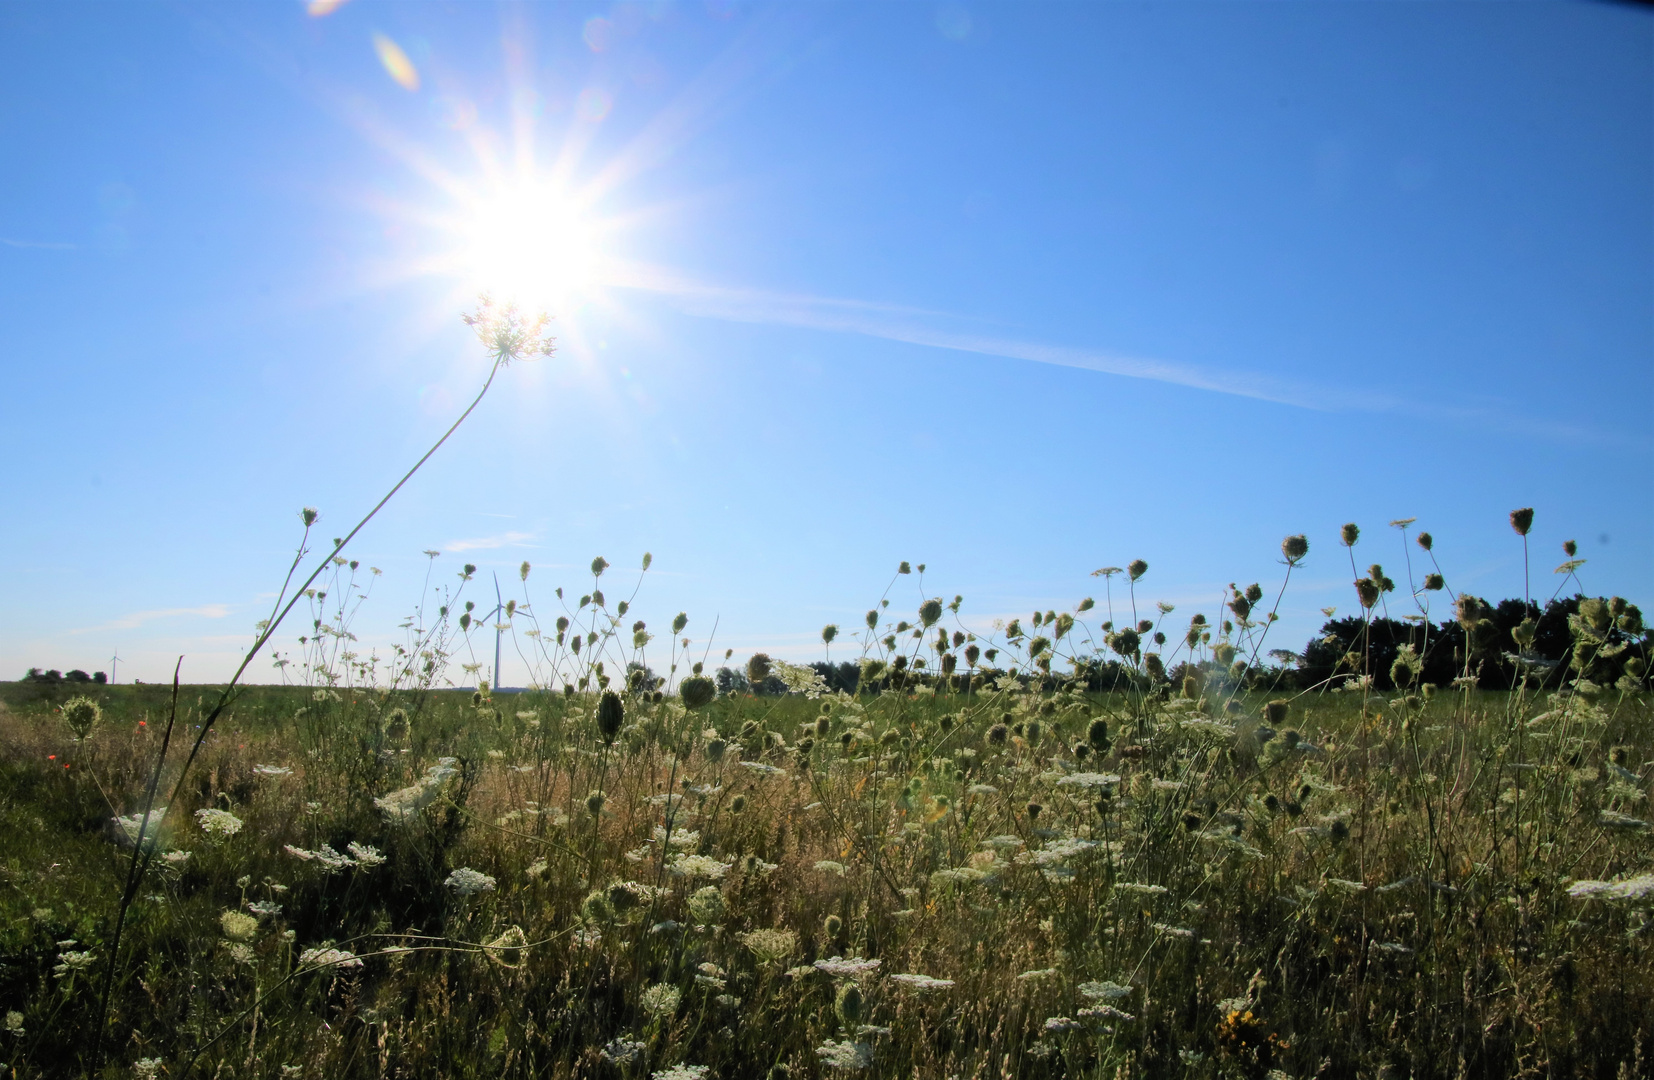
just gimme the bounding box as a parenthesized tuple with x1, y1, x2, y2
(91, 355, 505, 1072)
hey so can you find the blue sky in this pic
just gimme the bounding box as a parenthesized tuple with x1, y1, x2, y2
(2, 0, 1649, 686)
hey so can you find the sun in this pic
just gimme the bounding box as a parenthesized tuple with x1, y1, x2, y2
(459, 180, 606, 310)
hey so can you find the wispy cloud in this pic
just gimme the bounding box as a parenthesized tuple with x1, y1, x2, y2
(614, 270, 1643, 448)
(71, 604, 232, 634)
(2, 237, 76, 250)
(444, 531, 535, 553)
(619, 270, 1333, 409)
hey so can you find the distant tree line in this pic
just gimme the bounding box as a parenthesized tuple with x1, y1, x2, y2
(22, 667, 107, 685)
(707, 594, 1646, 700)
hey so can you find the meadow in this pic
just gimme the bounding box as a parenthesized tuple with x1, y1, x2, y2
(2, 544, 1651, 1080)
(3, 310, 1650, 1079)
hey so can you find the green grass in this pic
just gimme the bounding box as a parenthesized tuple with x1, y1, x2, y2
(2, 670, 1651, 1079)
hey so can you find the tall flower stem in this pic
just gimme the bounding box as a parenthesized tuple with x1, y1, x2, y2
(92, 297, 548, 1072)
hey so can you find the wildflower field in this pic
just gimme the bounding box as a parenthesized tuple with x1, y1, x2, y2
(3, 534, 1652, 1080)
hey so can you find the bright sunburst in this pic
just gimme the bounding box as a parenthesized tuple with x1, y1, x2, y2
(457, 180, 607, 312)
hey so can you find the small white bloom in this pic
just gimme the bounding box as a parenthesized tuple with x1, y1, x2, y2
(815, 1039, 873, 1070)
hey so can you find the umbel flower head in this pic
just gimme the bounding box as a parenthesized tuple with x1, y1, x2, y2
(462, 295, 556, 364)
(1281, 534, 1309, 565)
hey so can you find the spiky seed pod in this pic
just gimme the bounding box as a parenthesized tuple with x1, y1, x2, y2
(964, 643, 980, 668)
(586, 791, 606, 816)
(1137, 619, 1153, 634)
(1263, 793, 1281, 813)
(865, 610, 879, 630)
(833, 982, 864, 1025)
(1510, 508, 1534, 536)
(681, 676, 716, 710)
(822, 624, 839, 645)
(1025, 721, 1042, 745)
(1144, 653, 1166, 683)
(824, 913, 843, 938)
(459, 612, 471, 631)
(898, 561, 912, 575)
(1109, 628, 1141, 659)
(1330, 819, 1350, 842)
(919, 598, 943, 628)
(815, 715, 831, 737)
(1282, 534, 1309, 564)
(705, 737, 728, 763)
(1284, 800, 1303, 818)
(1213, 642, 1236, 667)
(1026, 801, 1043, 821)
(746, 653, 772, 684)
(1340, 523, 1360, 547)
(1264, 699, 1289, 725)
(1229, 595, 1252, 621)
(463, 563, 478, 578)
(1423, 573, 1445, 591)
(1182, 813, 1202, 832)
(1455, 594, 1486, 630)
(591, 556, 609, 577)
(941, 653, 957, 675)
(1417, 531, 1433, 552)
(301, 507, 319, 526)
(988, 723, 1009, 746)
(1181, 674, 1202, 700)
(730, 793, 748, 814)
(627, 669, 646, 693)
(1563, 539, 1578, 557)
(563, 684, 576, 698)
(1128, 559, 1149, 581)
(596, 691, 625, 743)
(384, 708, 409, 740)
(582, 889, 615, 923)
(472, 690, 485, 707)
(1088, 717, 1111, 753)
(1355, 578, 1381, 609)
(607, 881, 641, 913)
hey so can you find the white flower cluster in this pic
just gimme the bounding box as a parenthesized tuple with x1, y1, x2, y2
(813, 956, 880, 977)
(602, 1038, 646, 1066)
(1078, 980, 1132, 1001)
(374, 758, 460, 824)
(668, 854, 732, 880)
(815, 1039, 873, 1070)
(445, 867, 497, 896)
(889, 973, 954, 992)
(113, 808, 167, 851)
(650, 1066, 708, 1080)
(1056, 772, 1121, 789)
(1568, 873, 1654, 902)
(285, 844, 356, 874)
(298, 947, 363, 970)
(195, 809, 244, 840)
(254, 765, 293, 777)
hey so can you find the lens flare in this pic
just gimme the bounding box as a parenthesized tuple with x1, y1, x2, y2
(373, 33, 420, 92)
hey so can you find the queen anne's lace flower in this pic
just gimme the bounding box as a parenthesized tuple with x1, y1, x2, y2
(445, 868, 497, 895)
(889, 973, 954, 992)
(813, 956, 881, 977)
(669, 854, 732, 880)
(299, 947, 362, 970)
(815, 1039, 873, 1070)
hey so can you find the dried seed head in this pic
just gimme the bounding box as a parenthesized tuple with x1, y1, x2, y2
(1264, 699, 1289, 725)
(585, 791, 606, 816)
(1563, 539, 1577, 557)
(1509, 507, 1534, 536)
(988, 723, 1009, 746)
(824, 913, 843, 938)
(1355, 578, 1381, 609)
(1087, 717, 1111, 752)
(301, 507, 319, 526)
(680, 676, 715, 710)
(746, 653, 772, 684)
(596, 691, 625, 743)
(1128, 559, 1149, 582)
(919, 599, 943, 628)
(1340, 523, 1360, 547)
(1417, 531, 1433, 551)
(1423, 573, 1445, 591)
(1281, 534, 1309, 564)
